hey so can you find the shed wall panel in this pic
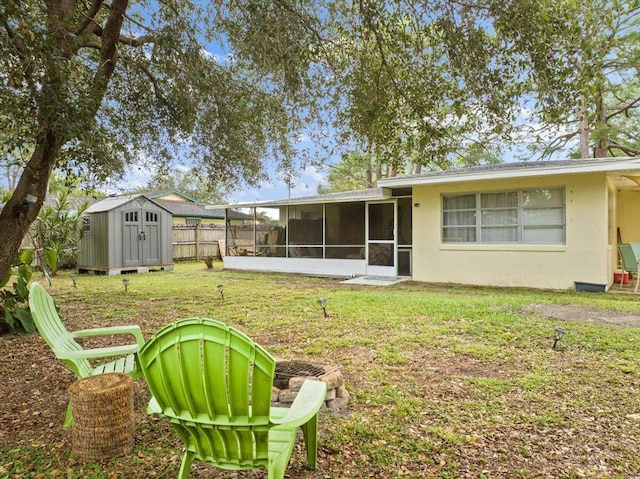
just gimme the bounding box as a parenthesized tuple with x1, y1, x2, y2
(78, 212, 110, 268)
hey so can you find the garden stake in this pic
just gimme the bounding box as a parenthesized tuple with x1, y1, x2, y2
(553, 326, 567, 349)
(317, 298, 327, 317)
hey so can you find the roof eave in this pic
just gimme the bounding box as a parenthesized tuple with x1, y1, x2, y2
(379, 158, 640, 188)
(208, 188, 392, 209)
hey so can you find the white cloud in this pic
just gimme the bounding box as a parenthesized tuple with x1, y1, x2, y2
(226, 164, 328, 203)
(103, 162, 155, 194)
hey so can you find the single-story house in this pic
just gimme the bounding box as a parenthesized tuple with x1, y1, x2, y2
(141, 190, 230, 225)
(213, 157, 640, 291)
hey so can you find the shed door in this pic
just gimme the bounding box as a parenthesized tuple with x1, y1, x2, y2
(122, 209, 162, 267)
(123, 210, 141, 267)
(142, 210, 161, 265)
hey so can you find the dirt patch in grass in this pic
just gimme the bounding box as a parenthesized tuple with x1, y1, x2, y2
(525, 303, 640, 328)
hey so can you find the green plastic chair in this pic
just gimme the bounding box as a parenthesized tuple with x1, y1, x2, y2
(138, 318, 327, 479)
(617, 244, 640, 293)
(28, 282, 145, 427)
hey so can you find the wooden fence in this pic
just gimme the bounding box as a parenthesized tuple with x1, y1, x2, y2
(172, 224, 225, 261)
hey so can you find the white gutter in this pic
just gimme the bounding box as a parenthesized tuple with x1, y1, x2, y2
(378, 158, 640, 188)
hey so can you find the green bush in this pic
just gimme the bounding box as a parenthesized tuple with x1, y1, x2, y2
(31, 191, 89, 274)
(0, 249, 37, 334)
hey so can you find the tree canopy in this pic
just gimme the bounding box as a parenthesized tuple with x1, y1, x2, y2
(320, 0, 640, 193)
(492, 0, 640, 159)
(0, 0, 326, 279)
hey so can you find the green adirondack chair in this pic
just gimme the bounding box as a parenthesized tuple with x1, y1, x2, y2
(618, 244, 640, 293)
(138, 318, 327, 479)
(28, 282, 145, 428)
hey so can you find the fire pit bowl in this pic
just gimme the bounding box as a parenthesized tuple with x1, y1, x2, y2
(272, 360, 349, 411)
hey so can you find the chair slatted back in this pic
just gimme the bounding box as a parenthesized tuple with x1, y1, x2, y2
(29, 282, 92, 378)
(618, 244, 639, 273)
(138, 318, 276, 468)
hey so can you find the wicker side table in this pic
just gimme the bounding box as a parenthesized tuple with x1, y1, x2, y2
(69, 373, 134, 461)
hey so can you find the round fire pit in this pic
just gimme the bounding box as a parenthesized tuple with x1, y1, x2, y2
(272, 360, 349, 411)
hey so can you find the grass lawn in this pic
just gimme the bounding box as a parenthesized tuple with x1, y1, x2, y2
(2, 261, 640, 478)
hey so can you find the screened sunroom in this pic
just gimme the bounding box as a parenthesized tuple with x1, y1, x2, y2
(216, 188, 413, 278)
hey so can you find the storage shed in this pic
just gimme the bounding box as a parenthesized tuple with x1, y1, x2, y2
(77, 194, 173, 275)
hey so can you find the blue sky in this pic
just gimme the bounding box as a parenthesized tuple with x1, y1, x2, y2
(109, 126, 333, 203)
(107, 158, 328, 203)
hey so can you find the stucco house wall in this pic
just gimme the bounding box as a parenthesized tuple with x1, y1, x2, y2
(617, 190, 640, 243)
(411, 172, 610, 290)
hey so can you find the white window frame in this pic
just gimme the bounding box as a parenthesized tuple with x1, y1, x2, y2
(442, 187, 565, 245)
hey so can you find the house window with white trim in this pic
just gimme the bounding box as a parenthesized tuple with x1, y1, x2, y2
(442, 187, 565, 244)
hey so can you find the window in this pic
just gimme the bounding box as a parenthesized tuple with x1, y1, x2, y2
(287, 204, 323, 257)
(442, 188, 565, 244)
(185, 217, 201, 225)
(124, 211, 138, 222)
(325, 202, 365, 259)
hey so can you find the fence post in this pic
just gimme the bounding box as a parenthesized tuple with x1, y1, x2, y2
(195, 223, 200, 262)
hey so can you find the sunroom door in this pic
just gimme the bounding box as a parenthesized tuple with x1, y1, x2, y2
(366, 201, 396, 276)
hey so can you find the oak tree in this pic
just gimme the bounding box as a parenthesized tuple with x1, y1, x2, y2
(0, 0, 324, 279)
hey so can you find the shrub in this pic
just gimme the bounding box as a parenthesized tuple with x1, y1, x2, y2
(0, 249, 38, 334)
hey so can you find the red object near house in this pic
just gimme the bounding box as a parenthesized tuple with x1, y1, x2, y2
(614, 271, 629, 284)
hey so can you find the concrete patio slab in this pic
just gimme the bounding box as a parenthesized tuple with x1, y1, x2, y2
(341, 276, 410, 286)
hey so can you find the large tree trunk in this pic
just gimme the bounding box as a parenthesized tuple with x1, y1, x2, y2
(0, 0, 128, 282)
(376, 163, 382, 182)
(594, 88, 609, 158)
(0, 143, 58, 278)
(578, 97, 590, 158)
(365, 164, 373, 188)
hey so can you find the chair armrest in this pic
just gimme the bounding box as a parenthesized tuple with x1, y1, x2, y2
(71, 325, 145, 346)
(56, 343, 141, 360)
(270, 380, 327, 429)
(147, 396, 162, 415)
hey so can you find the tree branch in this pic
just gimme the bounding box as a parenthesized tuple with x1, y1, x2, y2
(75, 0, 104, 36)
(542, 129, 581, 158)
(118, 52, 169, 107)
(87, 0, 127, 118)
(605, 97, 640, 121)
(608, 142, 640, 156)
(76, 0, 155, 49)
(117, 33, 154, 47)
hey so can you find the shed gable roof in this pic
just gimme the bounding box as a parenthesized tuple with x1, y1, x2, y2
(85, 194, 172, 214)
